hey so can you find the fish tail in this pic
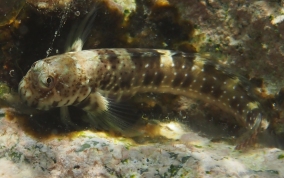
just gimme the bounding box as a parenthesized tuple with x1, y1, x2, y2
(235, 109, 262, 150)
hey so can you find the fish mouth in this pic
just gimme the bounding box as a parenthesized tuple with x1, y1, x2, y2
(18, 77, 40, 109)
(18, 86, 34, 107)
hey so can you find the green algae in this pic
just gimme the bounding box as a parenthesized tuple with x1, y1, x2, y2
(0, 82, 9, 96)
(278, 154, 284, 159)
(194, 145, 202, 148)
(168, 164, 183, 177)
(76, 143, 91, 152)
(121, 159, 128, 164)
(181, 156, 191, 163)
(168, 152, 179, 159)
(9, 151, 23, 163)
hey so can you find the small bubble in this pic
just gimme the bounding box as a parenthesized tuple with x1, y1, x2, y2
(75, 11, 80, 16)
(46, 48, 52, 56)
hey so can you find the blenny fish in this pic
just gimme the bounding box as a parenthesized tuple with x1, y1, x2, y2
(18, 48, 271, 142)
(17, 5, 275, 148)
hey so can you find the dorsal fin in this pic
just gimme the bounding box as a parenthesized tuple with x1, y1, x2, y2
(65, 5, 98, 52)
(60, 5, 98, 126)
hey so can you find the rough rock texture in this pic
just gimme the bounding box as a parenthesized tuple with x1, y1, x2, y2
(171, 0, 284, 94)
(0, 112, 284, 178)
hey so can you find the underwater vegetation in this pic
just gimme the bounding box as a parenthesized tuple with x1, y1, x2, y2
(0, 0, 284, 177)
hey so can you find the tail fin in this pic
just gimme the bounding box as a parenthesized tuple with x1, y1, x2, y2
(235, 111, 262, 150)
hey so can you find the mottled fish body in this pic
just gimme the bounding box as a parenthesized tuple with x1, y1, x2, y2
(18, 48, 269, 135)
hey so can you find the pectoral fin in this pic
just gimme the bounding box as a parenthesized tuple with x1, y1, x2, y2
(77, 92, 141, 135)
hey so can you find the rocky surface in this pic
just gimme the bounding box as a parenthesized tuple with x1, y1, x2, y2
(0, 110, 284, 178)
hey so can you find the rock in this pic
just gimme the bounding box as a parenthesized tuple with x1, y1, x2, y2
(0, 112, 284, 177)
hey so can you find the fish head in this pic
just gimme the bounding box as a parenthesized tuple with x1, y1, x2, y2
(18, 53, 91, 110)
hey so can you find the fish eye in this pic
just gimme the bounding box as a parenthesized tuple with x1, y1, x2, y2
(45, 76, 54, 88)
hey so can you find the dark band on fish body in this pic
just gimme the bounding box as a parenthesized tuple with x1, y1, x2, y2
(143, 70, 156, 86)
(112, 85, 120, 92)
(119, 73, 132, 89)
(172, 73, 185, 87)
(126, 48, 161, 58)
(153, 72, 164, 86)
(99, 50, 120, 70)
(200, 79, 214, 94)
(210, 83, 224, 99)
(180, 74, 194, 88)
(229, 98, 241, 110)
(100, 73, 112, 90)
(126, 49, 146, 58)
(172, 54, 195, 69)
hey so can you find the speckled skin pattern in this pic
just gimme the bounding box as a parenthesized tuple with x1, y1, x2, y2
(18, 48, 269, 133)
